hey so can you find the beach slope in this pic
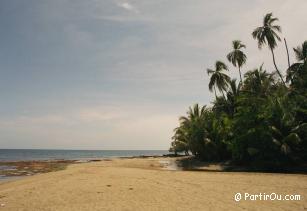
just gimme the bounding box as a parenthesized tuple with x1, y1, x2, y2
(0, 158, 306, 210)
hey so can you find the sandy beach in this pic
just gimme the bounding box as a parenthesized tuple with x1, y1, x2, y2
(0, 157, 306, 211)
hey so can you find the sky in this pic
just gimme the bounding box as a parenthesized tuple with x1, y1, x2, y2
(0, 0, 306, 150)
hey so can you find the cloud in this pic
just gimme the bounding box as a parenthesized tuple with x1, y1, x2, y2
(116, 1, 138, 13)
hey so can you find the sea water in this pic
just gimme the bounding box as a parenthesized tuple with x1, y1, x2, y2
(0, 149, 169, 161)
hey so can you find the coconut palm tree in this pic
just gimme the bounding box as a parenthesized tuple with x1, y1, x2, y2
(227, 78, 241, 98)
(268, 96, 307, 156)
(213, 79, 241, 117)
(293, 40, 307, 62)
(171, 127, 189, 155)
(252, 13, 286, 85)
(286, 41, 307, 87)
(175, 104, 228, 160)
(227, 40, 247, 83)
(243, 65, 275, 96)
(226, 79, 241, 116)
(207, 61, 231, 99)
(174, 104, 209, 156)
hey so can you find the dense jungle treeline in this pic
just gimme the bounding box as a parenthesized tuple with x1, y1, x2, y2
(169, 13, 307, 167)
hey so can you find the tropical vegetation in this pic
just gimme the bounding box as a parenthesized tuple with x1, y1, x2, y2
(169, 13, 307, 167)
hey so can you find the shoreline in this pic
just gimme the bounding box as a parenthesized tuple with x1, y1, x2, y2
(0, 160, 77, 181)
(0, 157, 306, 210)
(1, 155, 307, 183)
(0, 154, 180, 181)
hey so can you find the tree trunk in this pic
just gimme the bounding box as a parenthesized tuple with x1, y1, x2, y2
(270, 48, 286, 86)
(238, 66, 243, 84)
(221, 90, 226, 100)
(284, 38, 291, 69)
(214, 86, 217, 99)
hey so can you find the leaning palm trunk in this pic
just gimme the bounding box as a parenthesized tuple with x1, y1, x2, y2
(284, 38, 291, 68)
(270, 48, 286, 86)
(221, 91, 226, 100)
(213, 86, 217, 99)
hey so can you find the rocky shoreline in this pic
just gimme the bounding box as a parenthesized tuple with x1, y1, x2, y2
(0, 154, 178, 180)
(0, 160, 77, 179)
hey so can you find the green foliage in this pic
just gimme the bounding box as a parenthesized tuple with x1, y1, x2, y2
(170, 12, 307, 167)
(170, 104, 231, 160)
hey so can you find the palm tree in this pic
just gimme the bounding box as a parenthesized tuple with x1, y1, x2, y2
(175, 104, 209, 156)
(175, 104, 228, 160)
(227, 78, 241, 98)
(207, 61, 231, 99)
(227, 40, 247, 83)
(226, 79, 241, 116)
(268, 96, 307, 156)
(252, 13, 286, 85)
(243, 65, 275, 96)
(171, 127, 189, 155)
(286, 41, 307, 86)
(213, 79, 241, 117)
(293, 40, 307, 62)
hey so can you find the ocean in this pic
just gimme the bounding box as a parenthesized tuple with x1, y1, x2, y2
(0, 149, 169, 161)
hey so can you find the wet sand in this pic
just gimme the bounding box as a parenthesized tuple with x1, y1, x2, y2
(0, 160, 76, 178)
(0, 157, 306, 210)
